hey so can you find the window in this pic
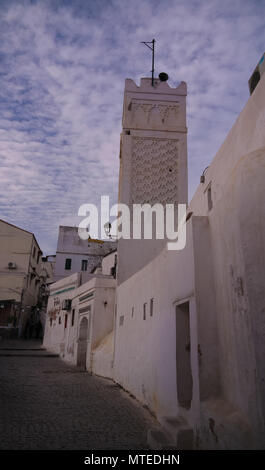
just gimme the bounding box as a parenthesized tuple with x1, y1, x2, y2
(249, 70, 260, 94)
(119, 315, 124, 326)
(143, 303, 147, 320)
(50, 318, 52, 327)
(64, 314, 68, 329)
(81, 259, 88, 271)
(150, 298, 154, 317)
(132, 307, 134, 318)
(58, 317, 61, 325)
(65, 258, 72, 270)
(71, 309, 75, 326)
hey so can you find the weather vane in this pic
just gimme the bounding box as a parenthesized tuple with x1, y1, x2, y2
(141, 38, 155, 86)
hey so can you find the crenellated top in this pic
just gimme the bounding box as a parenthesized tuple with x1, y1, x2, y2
(125, 78, 187, 96)
(122, 77, 187, 132)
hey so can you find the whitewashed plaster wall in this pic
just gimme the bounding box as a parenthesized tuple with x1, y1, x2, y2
(114, 219, 197, 416)
(101, 251, 117, 276)
(54, 252, 103, 283)
(43, 272, 80, 354)
(113, 74, 265, 449)
(92, 331, 114, 379)
(43, 274, 116, 373)
(194, 149, 265, 449)
(189, 73, 265, 449)
(54, 226, 116, 282)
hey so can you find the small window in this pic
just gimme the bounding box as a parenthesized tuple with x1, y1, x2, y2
(207, 186, 213, 211)
(143, 303, 147, 320)
(119, 315, 124, 326)
(65, 258, 72, 270)
(132, 307, 134, 318)
(71, 309, 75, 326)
(249, 70, 260, 94)
(58, 317, 61, 325)
(50, 318, 52, 327)
(64, 314, 68, 329)
(150, 298, 154, 317)
(81, 260, 88, 271)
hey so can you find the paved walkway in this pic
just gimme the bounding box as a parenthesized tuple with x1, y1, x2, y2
(0, 339, 158, 450)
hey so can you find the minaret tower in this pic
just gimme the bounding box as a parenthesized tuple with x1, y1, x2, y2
(117, 75, 188, 284)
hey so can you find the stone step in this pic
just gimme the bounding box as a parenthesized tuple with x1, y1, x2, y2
(147, 428, 178, 450)
(0, 351, 59, 357)
(160, 416, 194, 450)
(0, 348, 46, 351)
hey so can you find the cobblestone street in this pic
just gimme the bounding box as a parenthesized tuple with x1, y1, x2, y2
(0, 339, 158, 450)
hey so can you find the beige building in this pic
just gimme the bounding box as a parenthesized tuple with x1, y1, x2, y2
(0, 219, 49, 336)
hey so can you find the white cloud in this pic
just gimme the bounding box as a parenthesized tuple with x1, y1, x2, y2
(0, 0, 264, 252)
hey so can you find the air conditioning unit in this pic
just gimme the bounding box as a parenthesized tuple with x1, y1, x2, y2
(62, 299, 72, 311)
(8, 262, 17, 269)
(249, 53, 265, 95)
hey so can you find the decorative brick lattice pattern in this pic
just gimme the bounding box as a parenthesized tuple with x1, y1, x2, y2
(131, 137, 178, 205)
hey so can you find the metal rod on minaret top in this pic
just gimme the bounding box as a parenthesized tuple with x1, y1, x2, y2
(141, 38, 155, 86)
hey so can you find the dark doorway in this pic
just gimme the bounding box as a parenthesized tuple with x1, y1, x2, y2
(77, 317, 89, 369)
(176, 301, 193, 409)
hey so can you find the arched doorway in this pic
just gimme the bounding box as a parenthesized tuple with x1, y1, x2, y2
(77, 317, 89, 369)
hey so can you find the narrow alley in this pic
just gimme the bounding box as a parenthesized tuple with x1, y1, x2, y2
(0, 339, 158, 450)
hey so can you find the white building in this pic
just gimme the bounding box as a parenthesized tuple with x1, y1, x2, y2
(44, 63, 265, 449)
(113, 71, 265, 449)
(53, 225, 116, 282)
(43, 251, 116, 377)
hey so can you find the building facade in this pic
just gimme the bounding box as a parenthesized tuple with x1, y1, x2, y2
(43, 69, 265, 449)
(43, 252, 116, 375)
(53, 225, 116, 282)
(113, 73, 265, 449)
(0, 219, 49, 336)
(117, 77, 187, 284)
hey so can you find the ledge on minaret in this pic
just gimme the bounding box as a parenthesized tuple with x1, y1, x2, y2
(125, 77, 187, 95)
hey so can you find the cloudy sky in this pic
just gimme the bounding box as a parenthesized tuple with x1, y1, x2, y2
(0, 0, 264, 254)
